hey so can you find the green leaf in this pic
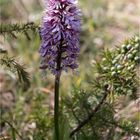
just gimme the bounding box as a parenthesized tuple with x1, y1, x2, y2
(11, 126, 16, 140)
(59, 116, 70, 140)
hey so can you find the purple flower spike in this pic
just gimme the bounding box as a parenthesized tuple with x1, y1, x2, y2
(39, 0, 81, 75)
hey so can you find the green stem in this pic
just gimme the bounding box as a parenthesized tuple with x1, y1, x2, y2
(54, 74, 60, 140)
(54, 29, 62, 140)
(54, 42, 62, 140)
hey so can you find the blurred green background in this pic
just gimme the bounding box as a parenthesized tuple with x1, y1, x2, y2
(0, 0, 140, 139)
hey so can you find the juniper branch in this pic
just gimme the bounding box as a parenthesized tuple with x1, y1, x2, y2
(2, 120, 23, 140)
(0, 22, 39, 39)
(70, 87, 109, 137)
(71, 108, 87, 137)
(0, 51, 30, 90)
(101, 118, 140, 136)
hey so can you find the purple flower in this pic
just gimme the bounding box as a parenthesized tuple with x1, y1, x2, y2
(39, 0, 81, 75)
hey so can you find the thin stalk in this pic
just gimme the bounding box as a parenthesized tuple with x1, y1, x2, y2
(54, 74, 60, 140)
(54, 36, 62, 140)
